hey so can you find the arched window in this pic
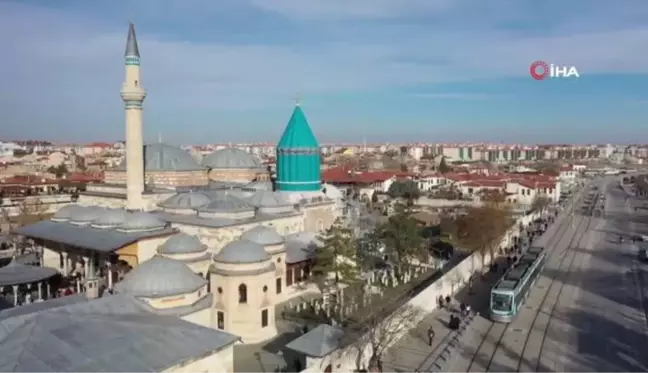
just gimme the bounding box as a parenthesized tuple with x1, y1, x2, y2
(238, 284, 247, 304)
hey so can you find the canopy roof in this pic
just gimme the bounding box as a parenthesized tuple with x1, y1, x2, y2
(0, 260, 58, 286)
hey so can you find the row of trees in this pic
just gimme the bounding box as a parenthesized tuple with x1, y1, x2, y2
(306, 204, 429, 371)
(303, 191, 545, 370)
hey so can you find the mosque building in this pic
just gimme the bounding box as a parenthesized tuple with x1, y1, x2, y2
(2, 23, 345, 372)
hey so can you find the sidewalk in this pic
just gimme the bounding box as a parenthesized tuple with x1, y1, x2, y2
(382, 256, 508, 372)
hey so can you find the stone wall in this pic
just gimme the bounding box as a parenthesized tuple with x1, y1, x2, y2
(105, 170, 209, 187)
(300, 212, 540, 372)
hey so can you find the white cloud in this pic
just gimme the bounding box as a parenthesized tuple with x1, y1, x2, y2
(0, 0, 646, 140)
(247, 0, 456, 19)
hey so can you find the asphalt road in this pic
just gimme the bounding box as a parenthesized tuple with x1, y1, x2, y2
(448, 177, 648, 372)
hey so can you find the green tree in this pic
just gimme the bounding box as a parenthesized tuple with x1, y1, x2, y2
(438, 157, 451, 173)
(386, 180, 420, 200)
(312, 217, 360, 291)
(47, 164, 69, 179)
(376, 203, 426, 280)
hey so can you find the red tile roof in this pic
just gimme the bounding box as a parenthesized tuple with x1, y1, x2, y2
(322, 166, 400, 184)
(1, 175, 58, 185)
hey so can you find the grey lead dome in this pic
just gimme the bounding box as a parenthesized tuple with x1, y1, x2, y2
(213, 239, 270, 264)
(159, 191, 211, 210)
(241, 225, 284, 246)
(158, 233, 206, 254)
(115, 256, 206, 297)
(51, 204, 84, 222)
(69, 206, 105, 225)
(197, 191, 254, 213)
(201, 147, 262, 169)
(115, 143, 205, 172)
(118, 212, 166, 231)
(91, 208, 129, 228)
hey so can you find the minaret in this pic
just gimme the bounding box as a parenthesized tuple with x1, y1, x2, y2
(120, 23, 146, 210)
(276, 100, 321, 192)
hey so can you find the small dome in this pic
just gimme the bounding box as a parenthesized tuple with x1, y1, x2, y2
(118, 212, 166, 231)
(69, 206, 105, 225)
(243, 180, 273, 191)
(115, 143, 205, 172)
(51, 204, 84, 222)
(246, 190, 292, 208)
(158, 233, 206, 254)
(198, 191, 254, 213)
(91, 208, 129, 228)
(241, 225, 284, 246)
(201, 147, 261, 169)
(213, 239, 270, 264)
(285, 231, 323, 246)
(159, 191, 211, 209)
(322, 183, 344, 200)
(115, 256, 206, 297)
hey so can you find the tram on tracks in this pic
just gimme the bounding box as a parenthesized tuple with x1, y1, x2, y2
(489, 246, 547, 323)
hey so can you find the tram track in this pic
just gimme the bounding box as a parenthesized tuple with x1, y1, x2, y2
(518, 215, 592, 372)
(466, 198, 583, 373)
(463, 189, 593, 372)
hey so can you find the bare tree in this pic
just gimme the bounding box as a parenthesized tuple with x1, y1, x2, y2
(0, 207, 11, 233)
(451, 204, 513, 267)
(530, 196, 552, 213)
(17, 197, 48, 224)
(339, 303, 425, 372)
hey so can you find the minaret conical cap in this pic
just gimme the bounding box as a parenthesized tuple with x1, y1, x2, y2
(125, 23, 140, 57)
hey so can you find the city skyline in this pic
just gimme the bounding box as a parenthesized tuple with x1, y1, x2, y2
(1, 0, 647, 144)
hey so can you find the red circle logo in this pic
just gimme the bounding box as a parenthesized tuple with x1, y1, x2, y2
(530, 60, 549, 80)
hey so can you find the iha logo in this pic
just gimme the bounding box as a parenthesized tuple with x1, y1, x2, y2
(529, 60, 580, 80)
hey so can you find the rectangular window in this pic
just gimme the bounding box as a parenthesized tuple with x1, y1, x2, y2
(217, 311, 225, 330)
(276, 277, 282, 294)
(286, 267, 293, 286)
(261, 309, 268, 327)
(294, 267, 302, 283)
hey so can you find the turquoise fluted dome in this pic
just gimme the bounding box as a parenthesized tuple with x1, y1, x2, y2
(276, 104, 321, 192)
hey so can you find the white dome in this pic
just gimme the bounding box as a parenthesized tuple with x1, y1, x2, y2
(241, 225, 284, 246)
(213, 239, 270, 264)
(115, 256, 206, 297)
(322, 183, 344, 200)
(158, 233, 206, 254)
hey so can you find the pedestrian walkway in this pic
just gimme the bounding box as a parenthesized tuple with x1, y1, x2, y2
(382, 256, 508, 372)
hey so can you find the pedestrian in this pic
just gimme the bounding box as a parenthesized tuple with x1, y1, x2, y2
(459, 302, 466, 317)
(438, 295, 444, 309)
(445, 295, 451, 309)
(466, 304, 471, 316)
(427, 326, 435, 346)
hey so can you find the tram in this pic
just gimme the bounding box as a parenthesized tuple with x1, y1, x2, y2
(489, 246, 547, 323)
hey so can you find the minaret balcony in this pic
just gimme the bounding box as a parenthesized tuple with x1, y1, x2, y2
(120, 85, 146, 102)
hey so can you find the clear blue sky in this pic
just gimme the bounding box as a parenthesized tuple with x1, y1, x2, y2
(0, 0, 647, 145)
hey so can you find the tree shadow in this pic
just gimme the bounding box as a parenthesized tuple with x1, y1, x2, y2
(542, 265, 645, 312)
(561, 308, 648, 372)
